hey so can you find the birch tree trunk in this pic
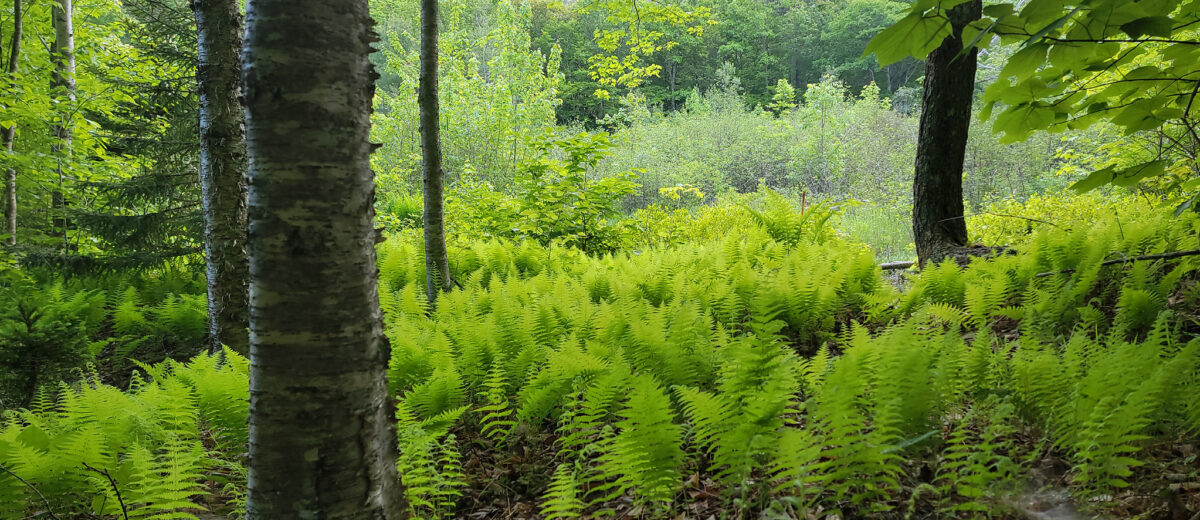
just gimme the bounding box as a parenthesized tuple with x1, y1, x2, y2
(420, 0, 452, 305)
(192, 0, 249, 354)
(50, 0, 74, 249)
(242, 0, 403, 517)
(3, 0, 20, 246)
(912, 0, 979, 266)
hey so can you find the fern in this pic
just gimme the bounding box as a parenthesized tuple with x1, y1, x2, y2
(934, 400, 1022, 515)
(541, 463, 586, 519)
(396, 403, 467, 519)
(677, 320, 800, 491)
(590, 376, 683, 509)
(475, 363, 516, 441)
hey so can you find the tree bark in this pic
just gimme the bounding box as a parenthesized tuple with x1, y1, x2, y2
(912, 0, 979, 266)
(192, 0, 249, 354)
(3, 0, 20, 246)
(242, 0, 403, 517)
(420, 0, 452, 305)
(50, 0, 74, 249)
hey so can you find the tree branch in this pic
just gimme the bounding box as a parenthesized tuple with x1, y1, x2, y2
(881, 260, 915, 270)
(0, 462, 61, 520)
(81, 462, 128, 520)
(1034, 249, 1200, 278)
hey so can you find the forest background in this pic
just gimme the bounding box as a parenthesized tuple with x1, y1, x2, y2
(2, 0, 1199, 518)
(0, 0, 1158, 269)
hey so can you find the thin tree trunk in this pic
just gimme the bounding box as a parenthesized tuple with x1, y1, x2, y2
(50, 0, 74, 250)
(668, 61, 676, 111)
(420, 0, 452, 305)
(192, 0, 249, 354)
(242, 0, 403, 517)
(912, 0, 979, 266)
(3, 0, 20, 246)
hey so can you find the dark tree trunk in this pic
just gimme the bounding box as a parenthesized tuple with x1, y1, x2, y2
(420, 0, 452, 305)
(3, 0, 20, 246)
(192, 0, 249, 354)
(50, 0, 74, 250)
(912, 0, 980, 266)
(242, 0, 403, 517)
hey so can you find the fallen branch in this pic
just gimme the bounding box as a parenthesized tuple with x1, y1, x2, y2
(936, 213, 1061, 228)
(880, 261, 915, 270)
(82, 462, 128, 520)
(1034, 248, 1200, 278)
(0, 462, 61, 520)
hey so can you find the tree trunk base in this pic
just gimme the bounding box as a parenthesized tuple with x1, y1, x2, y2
(925, 244, 1013, 268)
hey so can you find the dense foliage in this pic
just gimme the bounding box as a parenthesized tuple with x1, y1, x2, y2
(3, 201, 1199, 518)
(2, 0, 1198, 518)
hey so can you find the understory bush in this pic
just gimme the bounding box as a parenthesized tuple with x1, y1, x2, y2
(0, 270, 207, 409)
(968, 190, 1155, 247)
(0, 352, 248, 519)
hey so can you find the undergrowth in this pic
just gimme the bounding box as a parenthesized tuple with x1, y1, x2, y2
(1, 206, 1198, 518)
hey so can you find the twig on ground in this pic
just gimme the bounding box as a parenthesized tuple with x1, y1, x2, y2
(1034, 249, 1200, 278)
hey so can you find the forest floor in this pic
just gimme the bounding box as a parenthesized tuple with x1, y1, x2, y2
(445, 430, 1199, 519)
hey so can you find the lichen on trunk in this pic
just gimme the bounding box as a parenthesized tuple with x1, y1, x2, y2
(242, 0, 403, 517)
(50, 0, 75, 250)
(192, 0, 249, 354)
(3, 0, 20, 246)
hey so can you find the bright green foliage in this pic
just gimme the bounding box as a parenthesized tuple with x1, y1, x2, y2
(677, 319, 800, 488)
(0, 351, 247, 519)
(743, 191, 845, 246)
(513, 132, 640, 252)
(868, 0, 1200, 206)
(541, 463, 585, 519)
(0, 269, 209, 407)
(476, 364, 516, 442)
(876, 207, 1200, 343)
(373, 203, 1199, 515)
(372, 0, 563, 189)
(442, 131, 640, 253)
(968, 191, 1155, 246)
(529, 0, 914, 120)
(767, 79, 798, 115)
(592, 376, 684, 508)
(588, 77, 1075, 212)
(5, 200, 1200, 517)
(0, 274, 106, 408)
(583, 1, 713, 99)
(395, 403, 467, 519)
(0, 0, 206, 266)
(934, 400, 1024, 515)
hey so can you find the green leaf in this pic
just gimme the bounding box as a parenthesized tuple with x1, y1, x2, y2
(982, 4, 1015, 18)
(1111, 99, 1163, 134)
(1021, 7, 1080, 49)
(1111, 160, 1168, 187)
(16, 425, 51, 450)
(998, 43, 1049, 81)
(1173, 194, 1197, 216)
(1119, 16, 1174, 39)
(1070, 165, 1116, 193)
(957, 19, 1000, 61)
(865, 12, 951, 65)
